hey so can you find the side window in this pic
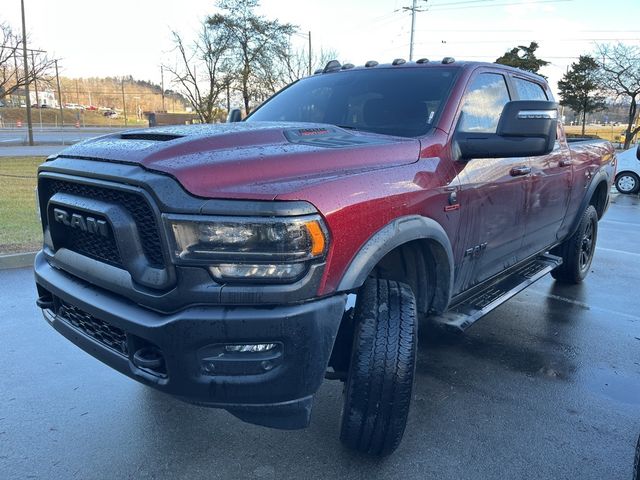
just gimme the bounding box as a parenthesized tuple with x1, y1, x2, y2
(458, 73, 510, 133)
(513, 77, 548, 100)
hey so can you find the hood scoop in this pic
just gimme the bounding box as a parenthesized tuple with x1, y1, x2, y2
(120, 132, 184, 142)
(283, 126, 388, 148)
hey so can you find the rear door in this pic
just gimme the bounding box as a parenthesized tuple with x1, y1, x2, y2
(453, 71, 530, 291)
(511, 76, 573, 255)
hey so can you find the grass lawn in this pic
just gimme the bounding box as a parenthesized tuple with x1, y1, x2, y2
(564, 124, 627, 144)
(0, 157, 45, 254)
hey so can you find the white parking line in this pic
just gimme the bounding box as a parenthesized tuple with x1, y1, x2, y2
(526, 288, 640, 322)
(597, 247, 640, 257)
(0, 138, 21, 143)
(601, 219, 640, 227)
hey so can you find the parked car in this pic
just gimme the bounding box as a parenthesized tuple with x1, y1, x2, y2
(614, 144, 640, 194)
(86, 105, 98, 111)
(103, 110, 118, 118)
(34, 59, 615, 456)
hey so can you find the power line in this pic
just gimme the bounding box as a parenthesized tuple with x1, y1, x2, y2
(427, 0, 572, 11)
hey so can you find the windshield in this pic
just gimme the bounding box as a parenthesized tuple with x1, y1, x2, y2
(246, 67, 458, 138)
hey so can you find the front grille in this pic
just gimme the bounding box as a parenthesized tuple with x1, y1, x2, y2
(56, 298, 128, 356)
(41, 179, 164, 268)
(53, 206, 122, 267)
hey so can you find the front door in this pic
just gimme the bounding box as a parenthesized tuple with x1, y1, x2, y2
(453, 71, 530, 292)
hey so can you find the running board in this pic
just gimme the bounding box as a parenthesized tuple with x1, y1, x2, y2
(431, 253, 562, 333)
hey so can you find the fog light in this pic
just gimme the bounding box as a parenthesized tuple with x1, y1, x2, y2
(224, 343, 277, 353)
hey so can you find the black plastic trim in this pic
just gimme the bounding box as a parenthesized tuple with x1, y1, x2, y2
(35, 263, 346, 429)
(336, 215, 454, 312)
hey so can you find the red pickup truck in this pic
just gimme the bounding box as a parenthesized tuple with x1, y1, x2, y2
(34, 58, 615, 456)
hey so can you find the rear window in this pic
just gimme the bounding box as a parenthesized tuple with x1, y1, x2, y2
(247, 67, 459, 138)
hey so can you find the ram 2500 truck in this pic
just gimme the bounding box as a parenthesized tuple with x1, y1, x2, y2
(34, 58, 615, 456)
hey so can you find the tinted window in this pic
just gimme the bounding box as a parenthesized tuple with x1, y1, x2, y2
(513, 77, 548, 100)
(458, 73, 510, 133)
(247, 68, 458, 137)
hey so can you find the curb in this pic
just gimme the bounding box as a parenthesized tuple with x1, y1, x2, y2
(0, 251, 37, 270)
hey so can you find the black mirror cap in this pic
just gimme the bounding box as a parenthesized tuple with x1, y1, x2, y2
(498, 100, 558, 153)
(636, 144, 640, 160)
(457, 135, 553, 160)
(457, 100, 558, 160)
(226, 108, 243, 123)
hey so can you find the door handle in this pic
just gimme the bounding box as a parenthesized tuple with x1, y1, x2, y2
(560, 158, 573, 167)
(510, 166, 531, 177)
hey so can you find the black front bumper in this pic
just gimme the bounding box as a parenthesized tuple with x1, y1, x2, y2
(34, 252, 346, 429)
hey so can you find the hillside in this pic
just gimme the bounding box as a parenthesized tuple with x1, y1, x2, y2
(52, 76, 188, 113)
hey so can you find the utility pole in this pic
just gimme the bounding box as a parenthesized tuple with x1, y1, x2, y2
(308, 31, 312, 76)
(121, 78, 128, 126)
(160, 65, 165, 111)
(20, 0, 34, 145)
(403, 0, 427, 61)
(31, 50, 42, 129)
(55, 59, 64, 143)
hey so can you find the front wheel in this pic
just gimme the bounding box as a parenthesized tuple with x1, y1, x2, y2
(551, 205, 598, 284)
(339, 278, 417, 457)
(615, 172, 640, 194)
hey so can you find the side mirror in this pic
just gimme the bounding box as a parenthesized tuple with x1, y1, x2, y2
(226, 108, 242, 123)
(456, 100, 558, 160)
(636, 144, 639, 160)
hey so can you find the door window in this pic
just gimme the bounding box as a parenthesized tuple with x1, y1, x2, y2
(513, 77, 548, 100)
(458, 73, 510, 133)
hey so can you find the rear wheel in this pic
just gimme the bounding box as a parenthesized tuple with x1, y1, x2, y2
(339, 277, 417, 456)
(615, 172, 640, 194)
(551, 205, 598, 284)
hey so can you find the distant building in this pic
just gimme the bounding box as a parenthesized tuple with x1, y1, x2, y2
(2, 88, 59, 108)
(30, 90, 58, 108)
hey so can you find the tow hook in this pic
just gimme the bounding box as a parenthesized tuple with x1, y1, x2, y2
(133, 347, 165, 373)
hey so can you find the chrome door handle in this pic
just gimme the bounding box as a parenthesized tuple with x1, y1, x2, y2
(560, 158, 573, 167)
(510, 166, 531, 176)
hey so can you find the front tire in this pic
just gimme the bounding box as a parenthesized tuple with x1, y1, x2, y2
(339, 278, 417, 456)
(551, 205, 598, 284)
(615, 172, 640, 194)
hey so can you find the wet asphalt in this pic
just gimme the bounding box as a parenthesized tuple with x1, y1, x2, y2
(1, 193, 639, 480)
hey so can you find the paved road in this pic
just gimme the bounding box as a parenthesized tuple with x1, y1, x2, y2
(0, 126, 128, 148)
(1, 194, 639, 479)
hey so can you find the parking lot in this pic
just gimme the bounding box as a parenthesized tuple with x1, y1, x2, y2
(1, 192, 639, 480)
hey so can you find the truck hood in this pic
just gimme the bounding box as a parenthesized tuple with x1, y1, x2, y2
(54, 122, 421, 199)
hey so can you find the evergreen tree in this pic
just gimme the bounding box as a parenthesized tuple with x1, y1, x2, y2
(557, 55, 605, 135)
(495, 42, 549, 76)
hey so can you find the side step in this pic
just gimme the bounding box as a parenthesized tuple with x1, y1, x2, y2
(431, 253, 562, 333)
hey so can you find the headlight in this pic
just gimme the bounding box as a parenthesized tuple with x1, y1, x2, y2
(164, 214, 328, 282)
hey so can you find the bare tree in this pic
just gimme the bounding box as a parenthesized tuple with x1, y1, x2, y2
(163, 22, 230, 123)
(0, 21, 53, 101)
(207, 0, 295, 115)
(278, 46, 339, 85)
(596, 43, 640, 149)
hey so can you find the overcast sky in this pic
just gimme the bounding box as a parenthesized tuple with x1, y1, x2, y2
(3, 0, 640, 97)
